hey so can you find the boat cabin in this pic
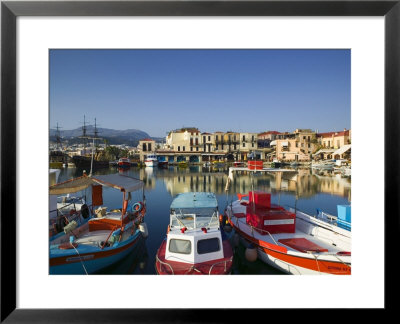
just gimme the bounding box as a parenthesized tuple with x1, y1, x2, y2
(165, 192, 223, 264)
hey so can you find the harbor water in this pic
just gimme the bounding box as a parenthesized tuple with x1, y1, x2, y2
(54, 165, 351, 275)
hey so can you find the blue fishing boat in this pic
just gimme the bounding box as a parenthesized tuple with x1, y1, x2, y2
(49, 173, 148, 274)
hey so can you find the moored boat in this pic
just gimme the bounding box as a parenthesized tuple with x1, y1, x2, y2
(270, 159, 282, 168)
(212, 160, 225, 168)
(233, 161, 245, 167)
(49, 173, 148, 274)
(224, 167, 351, 275)
(311, 161, 335, 171)
(178, 161, 188, 168)
(117, 157, 131, 168)
(144, 154, 158, 167)
(155, 192, 233, 275)
(72, 155, 110, 171)
(158, 160, 168, 168)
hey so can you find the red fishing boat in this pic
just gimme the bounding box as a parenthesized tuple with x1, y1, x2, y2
(224, 167, 351, 275)
(117, 158, 131, 168)
(155, 192, 233, 275)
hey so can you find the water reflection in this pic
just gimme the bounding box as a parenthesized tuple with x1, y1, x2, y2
(61, 165, 351, 202)
(134, 166, 351, 201)
(54, 165, 351, 275)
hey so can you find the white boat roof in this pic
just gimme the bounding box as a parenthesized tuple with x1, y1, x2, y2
(170, 192, 218, 209)
(49, 173, 144, 195)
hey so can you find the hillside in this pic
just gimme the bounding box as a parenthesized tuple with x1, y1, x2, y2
(50, 126, 163, 146)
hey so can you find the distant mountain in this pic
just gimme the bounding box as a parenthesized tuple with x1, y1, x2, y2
(50, 126, 163, 146)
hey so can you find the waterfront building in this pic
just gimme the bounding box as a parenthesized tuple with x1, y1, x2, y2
(317, 129, 351, 149)
(165, 127, 200, 153)
(138, 138, 156, 161)
(222, 131, 240, 160)
(257, 131, 281, 148)
(313, 148, 336, 160)
(139, 138, 156, 153)
(201, 132, 214, 153)
(271, 129, 318, 162)
(213, 131, 226, 155)
(239, 132, 258, 160)
(315, 129, 351, 161)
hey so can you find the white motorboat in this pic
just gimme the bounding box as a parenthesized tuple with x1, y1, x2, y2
(224, 167, 351, 275)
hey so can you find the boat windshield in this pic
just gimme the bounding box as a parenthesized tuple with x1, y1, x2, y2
(170, 207, 219, 229)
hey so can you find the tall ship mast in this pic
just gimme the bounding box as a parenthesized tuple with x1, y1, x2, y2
(49, 123, 67, 169)
(72, 116, 109, 172)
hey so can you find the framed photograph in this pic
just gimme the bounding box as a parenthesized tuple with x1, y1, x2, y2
(1, 0, 397, 321)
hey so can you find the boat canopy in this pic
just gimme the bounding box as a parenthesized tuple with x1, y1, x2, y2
(49, 174, 144, 195)
(170, 192, 218, 210)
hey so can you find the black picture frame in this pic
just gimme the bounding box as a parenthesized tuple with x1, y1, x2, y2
(1, 0, 397, 322)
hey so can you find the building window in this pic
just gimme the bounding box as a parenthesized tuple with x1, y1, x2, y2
(243, 143, 245, 147)
(208, 136, 211, 141)
(191, 147, 193, 151)
(216, 135, 218, 140)
(183, 146, 185, 151)
(196, 147, 199, 151)
(252, 143, 254, 147)
(242, 135, 245, 141)
(148, 143, 152, 151)
(178, 146, 180, 151)
(203, 136, 206, 142)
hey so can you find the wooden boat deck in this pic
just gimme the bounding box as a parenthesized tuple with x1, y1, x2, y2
(75, 230, 112, 247)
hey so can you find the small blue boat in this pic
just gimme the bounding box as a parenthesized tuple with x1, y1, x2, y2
(49, 173, 148, 274)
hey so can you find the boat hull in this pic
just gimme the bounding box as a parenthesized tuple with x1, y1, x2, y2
(157, 161, 168, 168)
(144, 160, 158, 167)
(117, 163, 131, 168)
(231, 221, 350, 275)
(225, 200, 351, 275)
(50, 231, 142, 274)
(72, 155, 110, 171)
(155, 238, 233, 275)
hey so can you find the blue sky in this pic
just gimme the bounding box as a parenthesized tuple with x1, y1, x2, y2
(49, 49, 350, 138)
